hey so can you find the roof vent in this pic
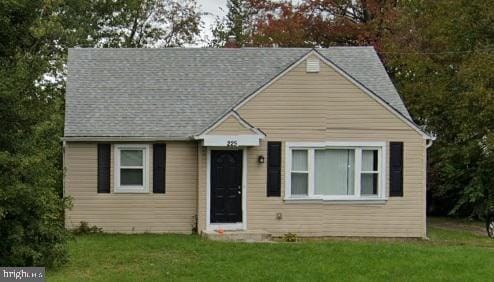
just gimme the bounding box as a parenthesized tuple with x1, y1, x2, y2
(306, 57, 320, 73)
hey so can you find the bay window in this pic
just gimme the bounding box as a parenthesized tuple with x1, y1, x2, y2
(286, 142, 386, 201)
(115, 144, 149, 193)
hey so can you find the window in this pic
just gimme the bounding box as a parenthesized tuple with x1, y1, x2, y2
(361, 150, 379, 196)
(291, 150, 309, 195)
(286, 142, 385, 201)
(315, 149, 355, 196)
(115, 145, 149, 193)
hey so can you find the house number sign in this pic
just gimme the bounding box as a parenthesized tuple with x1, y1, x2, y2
(226, 140, 238, 148)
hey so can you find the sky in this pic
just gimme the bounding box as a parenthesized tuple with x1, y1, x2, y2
(198, 0, 227, 44)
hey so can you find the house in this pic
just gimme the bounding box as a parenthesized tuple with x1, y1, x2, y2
(63, 47, 434, 238)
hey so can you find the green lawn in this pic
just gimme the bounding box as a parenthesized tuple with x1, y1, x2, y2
(48, 218, 493, 281)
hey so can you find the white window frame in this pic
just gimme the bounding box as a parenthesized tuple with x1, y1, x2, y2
(114, 144, 150, 193)
(285, 141, 387, 202)
(290, 150, 310, 196)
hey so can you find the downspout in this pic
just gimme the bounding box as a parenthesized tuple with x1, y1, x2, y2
(62, 140, 66, 199)
(426, 138, 434, 149)
(194, 140, 201, 234)
(62, 140, 67, 229)
(424, 136, 435, 239)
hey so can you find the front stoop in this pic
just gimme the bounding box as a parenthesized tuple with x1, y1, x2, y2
(202, 230, 272, 242)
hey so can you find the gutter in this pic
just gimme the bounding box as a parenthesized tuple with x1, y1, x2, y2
(62, 136, 193, 142)
(426, 135, 436, 149)
(426, 139, 433, 149)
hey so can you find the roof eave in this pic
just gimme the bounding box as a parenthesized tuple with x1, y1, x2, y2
(62, 136, 194, 142)
(193, 111, 267, 140)
(311, 49, 435, 140)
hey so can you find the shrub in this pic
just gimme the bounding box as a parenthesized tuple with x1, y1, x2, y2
(73, 221, 102, 235)
(283, 232, 298, 242)
(0, 148, 70, 267)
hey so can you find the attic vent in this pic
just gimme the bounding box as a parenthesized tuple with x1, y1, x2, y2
(306, 58, 320, 73)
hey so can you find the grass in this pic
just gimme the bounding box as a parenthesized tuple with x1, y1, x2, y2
(48, 217, 494, 281)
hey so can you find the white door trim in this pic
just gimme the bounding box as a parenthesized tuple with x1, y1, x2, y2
(206, 147, 247, 231)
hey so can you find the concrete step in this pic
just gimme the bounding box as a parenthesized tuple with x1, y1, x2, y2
(202, 230, 272, 242)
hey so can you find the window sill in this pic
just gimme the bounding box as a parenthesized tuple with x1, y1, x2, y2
(113, 187, 149, 194)
(283, 197, 387, 204)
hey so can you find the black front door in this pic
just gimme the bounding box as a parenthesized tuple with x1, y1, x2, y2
(211, 150, 242, 223)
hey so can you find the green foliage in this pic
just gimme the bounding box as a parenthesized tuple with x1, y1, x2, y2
(73, 0, 201, 47)
(212, 0, 399, 47)
(73, 222, 102, 235)
(0, 156, 71, 266)
(211, 0, 255, 47)
(0, 58, 69, 266)
(214, 0, 494, 218)
(0, 0, 201, 267)
(0, 0, 69, 266)
(48, 223, 494, 281)
(382, 0, 494, 218)
(283, 232, 298, 242)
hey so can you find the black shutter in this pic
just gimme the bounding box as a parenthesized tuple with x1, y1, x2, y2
(97, 144, 111, 193)
(389, 142, 404, 197)
(267, 141, 281, 197)
(153, 144, 166, 193)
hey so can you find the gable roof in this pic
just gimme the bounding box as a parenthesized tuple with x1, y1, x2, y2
(317, 48, 411, 119)
(65, 47, 424, 140)
(205, 111, 266, 137)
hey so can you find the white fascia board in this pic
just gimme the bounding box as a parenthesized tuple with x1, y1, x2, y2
(202, 135, 260, 147)
(231, 49, 432, 140)
(63, 136, 190, 142)
(310, 50, 433, 140)
(194, 111, 266, 140)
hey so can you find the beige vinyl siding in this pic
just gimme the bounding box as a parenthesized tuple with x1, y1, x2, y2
(65, 54, 426, 237)
(244, 137, 425, 238)
(209, 115, 255, 135)
(65, 141, 198, 233)
(237, 57, 418, 137)
(198, 56, 426, 237)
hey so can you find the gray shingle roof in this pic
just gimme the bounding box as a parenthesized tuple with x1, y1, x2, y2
(65, 47, 412, 139)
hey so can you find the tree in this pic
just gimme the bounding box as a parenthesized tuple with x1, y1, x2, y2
(87, 0, 201, 47)
(0, 0, 69, 266)
(211, 0, 257, 47)
(214, 0, 399, 48)
(0, 0, 203, 266)
(249, 1, 309, 47)
(213, 0, 494, 218)
(381, 0, 494, 218)
(302, 0, 399, 48)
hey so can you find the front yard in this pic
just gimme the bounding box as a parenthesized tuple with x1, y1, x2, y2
(48, 218, 494, 281)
